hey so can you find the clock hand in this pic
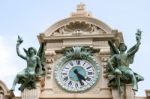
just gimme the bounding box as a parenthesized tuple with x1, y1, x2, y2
(74, 69, 86, 85)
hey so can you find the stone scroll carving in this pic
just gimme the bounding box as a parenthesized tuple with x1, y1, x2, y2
(51, 21, 106, 36)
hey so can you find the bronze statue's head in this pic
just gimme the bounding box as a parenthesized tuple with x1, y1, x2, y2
(28, 47, 37, 55)
(118, 42, 127, 52)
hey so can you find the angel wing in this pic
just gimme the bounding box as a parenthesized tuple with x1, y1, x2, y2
(23, 48, 29, 56)
(107, 40, 121, 93)
(37, 43, 46, 73)
(37, 43, 44, 62)
(108, 40, 119, 55)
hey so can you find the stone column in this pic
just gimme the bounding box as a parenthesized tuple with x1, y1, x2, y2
(21, 82, 41, 99)
(99, 48, 112, 98)
(0, 92, 4, 99)
(40, 49, 56, 96)
(125, 84, 135, 99)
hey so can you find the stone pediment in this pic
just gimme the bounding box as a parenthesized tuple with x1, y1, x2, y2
(51, 21, 106, 36)
(0, 80, 13, 98)
(0, 80, 9, 95)
(43, 3, 112, 37)
(44, 17, 112, 37)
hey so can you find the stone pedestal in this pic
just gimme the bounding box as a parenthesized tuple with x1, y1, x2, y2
(145, 90, 150, 99)
(112, 87, 124, 99)
(125, 84, 135, 99)
(112, 84, 135, 99)
(21, 82, 41, 99)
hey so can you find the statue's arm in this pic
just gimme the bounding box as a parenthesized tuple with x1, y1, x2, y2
(127, 42, 140, 57)
(108, 40, 119, 55)
(127, 30, 142, 57)
(107, 55, 116, 72)
(16, 43, 27, 60)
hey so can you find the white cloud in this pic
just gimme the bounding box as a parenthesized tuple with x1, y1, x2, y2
(0, 35, 16, 81)
(0, 36, 11, 64)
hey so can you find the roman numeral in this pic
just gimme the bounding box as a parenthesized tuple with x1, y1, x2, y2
(69, 61, 73, 66)
(76, 60, 80, 65)
(82, 62, 86, 66)
(63, 77, 68, 82)
(68, 81, 72, 86)
(62, 73, 67, 75)
(75, 83, 78, 88)
(86, 66, 92, 69)
(86, 77, 91, 81)
(88, 72, 93, 75)
(65, 67, 69, 69)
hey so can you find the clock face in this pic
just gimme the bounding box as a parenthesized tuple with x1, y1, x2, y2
(55, 59, 100, 92)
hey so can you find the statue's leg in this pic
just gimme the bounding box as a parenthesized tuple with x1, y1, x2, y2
(114, 69, 122, 93)
(19, 80, 29, 91)
(138, 75, 144, 81)
(11, 69, 26, 91)
(11, 74, 21, 91)
(126, 70, 138, 91)
(134, 73, 144, 82)
(19, 72, 36, 91)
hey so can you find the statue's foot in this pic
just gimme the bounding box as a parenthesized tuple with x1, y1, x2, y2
(19, 86, 24, 92)
(10, 87, 15, 91)
(132, 87, 138, 91)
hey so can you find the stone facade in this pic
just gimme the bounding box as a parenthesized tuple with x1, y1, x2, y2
(0, 3, 149, 99)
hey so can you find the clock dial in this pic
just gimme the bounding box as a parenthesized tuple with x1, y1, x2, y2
(55, 59, 100, 92)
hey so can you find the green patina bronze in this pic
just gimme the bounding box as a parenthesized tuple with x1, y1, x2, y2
(64, 46, 92, 59)
(107, 29, 144, 93)
(11, 36, 45, 92)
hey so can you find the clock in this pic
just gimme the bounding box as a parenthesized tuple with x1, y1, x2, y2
(54, 49, 101, 92)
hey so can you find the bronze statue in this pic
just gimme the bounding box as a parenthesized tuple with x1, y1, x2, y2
(107, 29, 144, 92)
(11, 36, 45, 91)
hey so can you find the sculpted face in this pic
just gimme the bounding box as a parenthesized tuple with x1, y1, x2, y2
(119, 43, 127, 52)
(28, 48, 36, 55)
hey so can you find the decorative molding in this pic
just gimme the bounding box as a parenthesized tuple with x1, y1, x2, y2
(70, 3, 92, 17)
(0, 80, 9, 95)
(45, 50, 56, 79)
(41, 17, 112, 37)
(51, 21, 106, 36)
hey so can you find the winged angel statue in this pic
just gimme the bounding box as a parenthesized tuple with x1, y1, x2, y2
(11, 36, 45, 91)
(107, 30, 144, 92)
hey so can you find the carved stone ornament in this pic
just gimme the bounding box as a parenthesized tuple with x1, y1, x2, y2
(51, 21, 105, 36)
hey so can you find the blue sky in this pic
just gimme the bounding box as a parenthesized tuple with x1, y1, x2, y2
(0, 0, 150, 96)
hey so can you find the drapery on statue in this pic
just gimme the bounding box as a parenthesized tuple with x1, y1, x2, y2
(107, 29, 144, 92)
(11, 36, 45, 92)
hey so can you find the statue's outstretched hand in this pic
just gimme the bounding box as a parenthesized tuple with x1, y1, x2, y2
(136, 29, 142, 43)
(17, 35, 23, 45)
